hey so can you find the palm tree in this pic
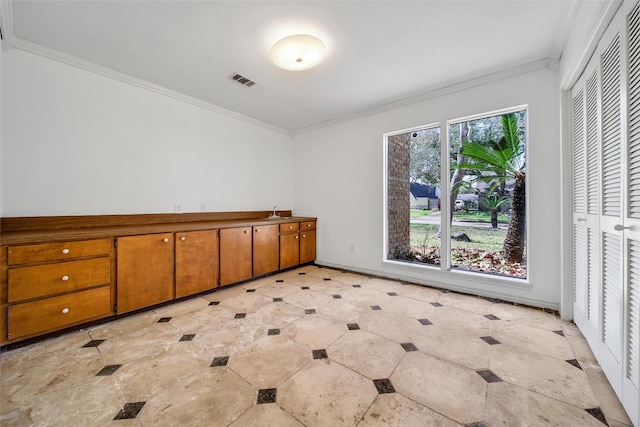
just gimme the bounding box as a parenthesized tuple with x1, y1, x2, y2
(481, 195, 510, 228)
(455, 113, 526, 263)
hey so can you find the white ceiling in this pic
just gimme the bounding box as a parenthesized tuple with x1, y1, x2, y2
(5, 1, 579, 133)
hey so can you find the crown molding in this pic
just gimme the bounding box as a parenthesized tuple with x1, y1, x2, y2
(559, 0, 622, 90)
(6, 36, 290, 136)
(291, 58, 552, 135)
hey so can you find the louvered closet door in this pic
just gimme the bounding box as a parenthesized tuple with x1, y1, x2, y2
(624, 2, 640, 423)
(572, 62, 602, 349)
(598, 17, 626, 396)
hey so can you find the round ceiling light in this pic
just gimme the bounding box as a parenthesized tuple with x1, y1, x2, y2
(270, 34, 327, 71)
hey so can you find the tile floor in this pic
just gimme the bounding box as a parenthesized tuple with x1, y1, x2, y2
(0, 265, 635, 427)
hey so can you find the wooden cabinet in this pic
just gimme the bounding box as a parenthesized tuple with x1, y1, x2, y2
(0, 212, 317, 344)
(299, 221, 316, 264)
(5, 239, 112, 340)
(253, 224, 279, 276)
(117, 233, 174, 313)
(280, 223, 300, 270)
(175, 230, 219, 298)
(220, 227, 252, 286)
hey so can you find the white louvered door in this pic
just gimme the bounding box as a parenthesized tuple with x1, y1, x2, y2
(599, 19, 625, 394)
(623, 1, 640, 421)
(571, 3, 640, 425)
(572, 60, 602, 348)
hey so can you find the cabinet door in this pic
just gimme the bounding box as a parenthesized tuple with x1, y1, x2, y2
(300, 230, 316, 264)
(253, 224, 279, 276)
(117, 233, 174, 313)
(175, 230, 219, 298)
(220, 227, 252, 286)
(280, 232, 300, 270)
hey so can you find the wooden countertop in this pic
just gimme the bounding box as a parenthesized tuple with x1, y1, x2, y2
(0, 211, 316, 245)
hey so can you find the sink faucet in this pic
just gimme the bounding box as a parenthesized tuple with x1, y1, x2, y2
(272, 206, 278, 217)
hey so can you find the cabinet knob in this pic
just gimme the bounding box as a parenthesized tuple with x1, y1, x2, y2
(255, 229, 260, 232)
(163, 238, 169, 243)
(181, 236, 186, 241)
(62, 248, 70, 254)
(61, 308, 70, 314)
(302, 234, 306, 238)
(295, 235, 299, 239)
(307, 224, 311, 228)
(289, 226, 293, 229)
(244, 230, 249, 234)
(61, 275, 69, 281)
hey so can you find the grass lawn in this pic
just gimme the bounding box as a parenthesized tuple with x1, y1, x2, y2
(410, 209, 432, 217)
(410, 223, 506, 252)
(453, 211, 508, 223)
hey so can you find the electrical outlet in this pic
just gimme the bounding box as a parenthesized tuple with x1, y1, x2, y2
(175, 204, 181, 213)
(349, 244, 355, 253)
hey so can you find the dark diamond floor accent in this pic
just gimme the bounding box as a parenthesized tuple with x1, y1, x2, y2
(387, 292, 398, 296)
(268, 328, 280, 336)
(312, 349, 328, 359)
(371, 305, 382, 311)
(235, 313, 246, 319)
(465, 424, 488, 427)
(96, 365, 121, 376)
(418, 319, 433, 326)
(373, 379, 395, 394)
(301, 286, 310, 290)
(431, 302, 443, 307)
(305, 309, 316, 314)
(324, 278, 331, 281)
(347, 323, 360, 330)
(484, 314, 500, 320)
(113, 402, 145, 420)
(276, 279, 284, 283)
(401, 343, 418, 352)
(299, 272, 306, 275)
(257, 388, 277, 404)
(352, 284, 362, 288)
(553, 330, 565, 337)
(157, 317, 172, 323)
(480, 336, 501, 345)
(211, 356, 230, 367)
(273, 297, 283, 302)
(179, 334, 195, 342)
(247, 289, 256, 293)
(476, 369, 502, 383)
(209, 301, 220, 306)
(332, 294, 342, 299)
(585, 407, 609, 426)
(82, 339, 105, 348)
(566, 359, 582, 370)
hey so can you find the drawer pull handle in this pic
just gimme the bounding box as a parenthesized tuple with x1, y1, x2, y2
(163, 238, 169, 243)
(181, 236, 186, 241)
(61, 308, 70, 314)
(62, 248, 70, 254)
(61, 275, 70, 281)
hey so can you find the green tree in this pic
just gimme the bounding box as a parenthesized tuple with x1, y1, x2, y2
(456, 113, 526, 263)
(481, 195, 510, 228)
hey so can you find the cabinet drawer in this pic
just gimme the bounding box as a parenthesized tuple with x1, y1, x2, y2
(8, 239, 111, 265)
(8, 257, 111, 303)
(280, 223, 299, 233)
(8, 286, 111, 340)
(300, 221, 316, 230)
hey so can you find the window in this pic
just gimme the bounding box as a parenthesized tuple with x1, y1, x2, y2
(385, 107, 527, 280)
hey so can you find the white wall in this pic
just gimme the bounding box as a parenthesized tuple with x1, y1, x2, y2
(1, 48, 293, 216)
(292, 67, 562, 309)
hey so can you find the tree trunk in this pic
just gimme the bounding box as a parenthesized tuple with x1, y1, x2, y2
(438, 122, 469, 239)
(490, 209, 498, 228)
(502, 171, 525, 263)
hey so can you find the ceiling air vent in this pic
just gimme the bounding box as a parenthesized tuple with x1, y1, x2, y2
(230, 73, 257, 87)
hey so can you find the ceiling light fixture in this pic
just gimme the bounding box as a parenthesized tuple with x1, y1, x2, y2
(270, 34, 327, 71)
